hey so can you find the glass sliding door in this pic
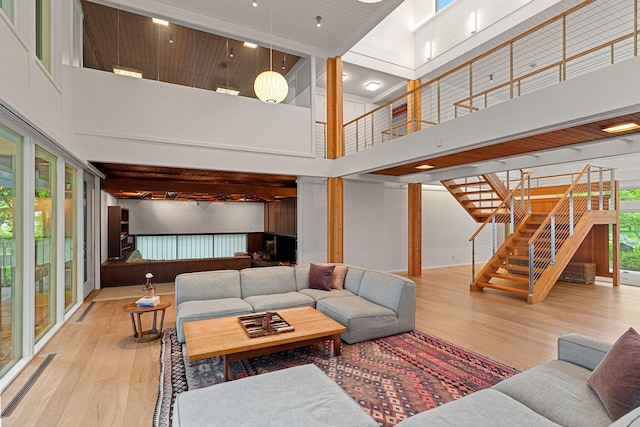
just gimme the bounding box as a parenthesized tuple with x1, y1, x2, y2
(64, 165, 77, 311)
(34, 146, 55, 342)
(0, 123, 22, 377)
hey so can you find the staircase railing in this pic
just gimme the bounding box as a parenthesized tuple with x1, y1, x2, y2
(526, 165, 615, 294)
(470, 172, 532, 282)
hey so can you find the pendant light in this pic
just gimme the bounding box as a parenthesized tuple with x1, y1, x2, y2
(254, 1, 288, 103)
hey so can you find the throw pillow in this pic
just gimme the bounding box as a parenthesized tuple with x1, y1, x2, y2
(308, 263, 335, 291)
(331, 265, 348, 290)
(587, 327, 640, 420)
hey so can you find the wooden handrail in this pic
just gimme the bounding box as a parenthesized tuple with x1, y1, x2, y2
(526, 164, 592, 245)
(469, 172, 532, 241)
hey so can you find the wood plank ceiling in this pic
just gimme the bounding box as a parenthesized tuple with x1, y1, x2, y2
(81, 0, 300, 98)
(94, 163, 297, 202)
(372, 112, 640, 176)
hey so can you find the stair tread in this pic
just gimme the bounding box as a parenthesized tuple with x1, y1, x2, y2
(487, 272, 531, 283)
(475, 282, 530, 296)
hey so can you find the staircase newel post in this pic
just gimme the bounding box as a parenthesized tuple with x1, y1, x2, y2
(550, 215, 556, 264)
(528, 243, 535, 295)
(610, 169, 615, 210)
(587, 167, 592, 211)
(569, 191, 574, 237)
(599, 167, 604, 210)
(471, 239, 476, 284)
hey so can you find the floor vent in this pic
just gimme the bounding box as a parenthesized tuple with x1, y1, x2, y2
(1, 353, 56, 418)
(76, 302, 95, 323)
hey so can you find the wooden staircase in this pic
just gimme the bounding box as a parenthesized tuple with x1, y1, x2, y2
(442, 174, 511, 222)
(468, 165, 618, 304)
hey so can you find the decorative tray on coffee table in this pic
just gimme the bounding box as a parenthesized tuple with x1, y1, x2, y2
(238, 312, 295, 338)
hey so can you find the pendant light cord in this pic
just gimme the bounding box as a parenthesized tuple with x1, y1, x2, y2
(269, 0, 273, 71)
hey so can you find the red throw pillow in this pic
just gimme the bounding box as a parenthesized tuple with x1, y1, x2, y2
(308, 263, 335, 291)
(587, 327, 640, 420)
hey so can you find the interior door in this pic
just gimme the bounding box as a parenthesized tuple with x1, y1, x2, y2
(82, 173, 96, 297)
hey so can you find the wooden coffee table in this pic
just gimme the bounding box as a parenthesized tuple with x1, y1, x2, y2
(184, 306, 347, 381)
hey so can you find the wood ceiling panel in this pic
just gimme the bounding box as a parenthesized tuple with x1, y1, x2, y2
(93, 163, 297, 202)
(82, 0, 300, 98)
(372, 112, 640, 176)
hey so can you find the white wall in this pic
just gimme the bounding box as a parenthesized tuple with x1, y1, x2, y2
(422, 185, 478, 268)
(117, 199, 264, 235)
(297, 178, 477, 272)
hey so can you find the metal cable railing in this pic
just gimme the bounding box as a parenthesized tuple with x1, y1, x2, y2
(470, 172, 532, 282)
(526, 165, 615, 293)
(338, 0, 639, 158)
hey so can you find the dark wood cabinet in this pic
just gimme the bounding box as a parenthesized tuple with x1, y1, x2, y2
(264, 198, 296, 236)
(107, 206, 132, 259)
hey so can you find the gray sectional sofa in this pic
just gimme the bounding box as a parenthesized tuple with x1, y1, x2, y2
(174, 264, 416, 344)
(172, 332, 640, 427)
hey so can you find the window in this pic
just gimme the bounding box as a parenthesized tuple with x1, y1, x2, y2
(0, 123, 22, 377)
(619, 189, 640, 273)
(0, 0, 14, 22)
(64, 164, 77, 312)
(34, 146, 56, 342)
(437, 0, 455, 12)
(35, 0, 51, 71)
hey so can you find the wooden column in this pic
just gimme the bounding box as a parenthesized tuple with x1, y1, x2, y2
(326, 57, 344, 159)
(612, 180, 620, 285)
(327, 177, 344, 263)
(326, 57, 344, 262)
(406, 79, 422, 133)
(408, 183, 422, 276)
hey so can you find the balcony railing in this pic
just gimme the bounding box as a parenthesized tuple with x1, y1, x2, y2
(329, 0, 639, 158)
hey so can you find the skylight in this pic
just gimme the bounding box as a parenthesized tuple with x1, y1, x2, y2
(437, 0, 455, 12)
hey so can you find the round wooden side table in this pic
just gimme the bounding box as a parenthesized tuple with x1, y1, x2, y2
(122, 300, 172, 342)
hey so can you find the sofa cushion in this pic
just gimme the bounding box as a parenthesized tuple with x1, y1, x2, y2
(173, 364, 378, 427)
(176, 298, 253, 343)
(294, 264, 311, 291)
(357, 270, 408, 313)
(493, 360, 613, 427)
(396, 389, 561, 427)
(240, 266, 296, 298)
(299, 288, 355, 302)
(343, 267, 366, 294)
(588, 327, 640, 420)
(175, 270, 241, 306)
(317, 295, 397, 344)
(244, 292, 315, 312)
(308, 263, 334, 291)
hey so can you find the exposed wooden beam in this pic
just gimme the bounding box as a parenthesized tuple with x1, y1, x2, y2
(101, 179, 297, 198)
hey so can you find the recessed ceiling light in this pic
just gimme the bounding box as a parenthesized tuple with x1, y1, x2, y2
(216, 87, 240, 96)
(316, 16, 322, 28)
(113, 67, 142, 78)
(602, 122, 640, 133)
(252, 0, 258, 7)
(358, 0, 383, 3)
(365, 81, 381, 91)
(152, 17, 169, 26)
(243, 41, 258, 49)
(415, 164, 435, 170)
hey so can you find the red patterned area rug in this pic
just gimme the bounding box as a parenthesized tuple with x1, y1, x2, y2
(154, 328, 518, 427)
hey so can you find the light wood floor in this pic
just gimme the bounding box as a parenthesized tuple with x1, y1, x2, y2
(2, 265, 639, 426)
